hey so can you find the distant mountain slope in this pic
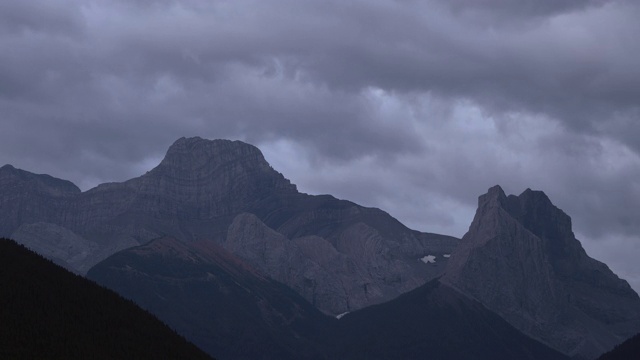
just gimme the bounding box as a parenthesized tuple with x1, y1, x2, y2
(1, 137, 458, 314)
(598, 333, 640, 360)
(442, 186, 640, 359)
(87, 236, 335, 360)
(0, 238, 212, 360)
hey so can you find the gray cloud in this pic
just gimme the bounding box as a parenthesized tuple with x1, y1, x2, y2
(0, 0, 639, 291)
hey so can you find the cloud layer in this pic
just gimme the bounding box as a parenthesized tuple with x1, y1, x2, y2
(1, 0, 639, 290)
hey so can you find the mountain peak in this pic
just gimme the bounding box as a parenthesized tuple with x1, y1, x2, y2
(443, 186, 640, 358)
(487, 184, 506, 198)
(152, 137, 297, 193)
(477, 184, 507, 211)
(128, 137, 298, 221)
(516, 188, 555, 213)
(161, 137, 267, 171)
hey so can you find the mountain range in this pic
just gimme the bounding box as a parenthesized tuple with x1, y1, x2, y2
(2, 136, 639, 359)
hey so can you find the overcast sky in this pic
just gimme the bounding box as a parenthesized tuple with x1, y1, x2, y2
(1, 0, 639, 292)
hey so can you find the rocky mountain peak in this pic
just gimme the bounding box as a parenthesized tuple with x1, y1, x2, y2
(483, 184, 507, 203)
(443, 185, 640, 359)
(160, 137, 266, 171)
(147, 137, 297, 195)
(507, 188, 574, 254)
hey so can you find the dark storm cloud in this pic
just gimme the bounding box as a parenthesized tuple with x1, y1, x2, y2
(0, 0, 639, 289)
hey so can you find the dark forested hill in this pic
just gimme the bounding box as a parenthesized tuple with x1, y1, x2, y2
(0, 238, 212, 360)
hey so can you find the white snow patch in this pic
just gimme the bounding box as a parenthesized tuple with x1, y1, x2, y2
(420, 255, 436, 264)
(443, 254, 451, 258)
(336, 312, 349, 319)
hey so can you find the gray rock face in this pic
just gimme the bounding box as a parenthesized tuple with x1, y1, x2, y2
(0, 137, 458, 314)
(442, 185, 640, 359)
(223, 213, 453, 314)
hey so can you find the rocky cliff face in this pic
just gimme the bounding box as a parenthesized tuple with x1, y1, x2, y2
(442, 185, 640, 359)
(1, 137, 457, 315)
(223, 212, 454, 314)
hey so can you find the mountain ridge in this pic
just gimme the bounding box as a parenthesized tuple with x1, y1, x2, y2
(1, 136, 458, 315)
(3, 137, 639, 359)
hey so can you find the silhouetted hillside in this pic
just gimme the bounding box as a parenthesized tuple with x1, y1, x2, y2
(0, 238, 213, 360)
(598, 333, 640, 360)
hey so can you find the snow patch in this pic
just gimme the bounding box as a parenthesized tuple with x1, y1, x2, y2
(443, 254, 451, 258)
(336, 312, 349, 319)
(420, 255, 436, 264)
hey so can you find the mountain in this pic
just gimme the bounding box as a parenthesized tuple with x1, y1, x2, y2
(1, 137, 458, 314)
(442, 185, 640, 359)
(598, 333, 640, 360)
(88, 236, 568, 360)
(87, 236, 334, 360)
(0, 237, 212, 360)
